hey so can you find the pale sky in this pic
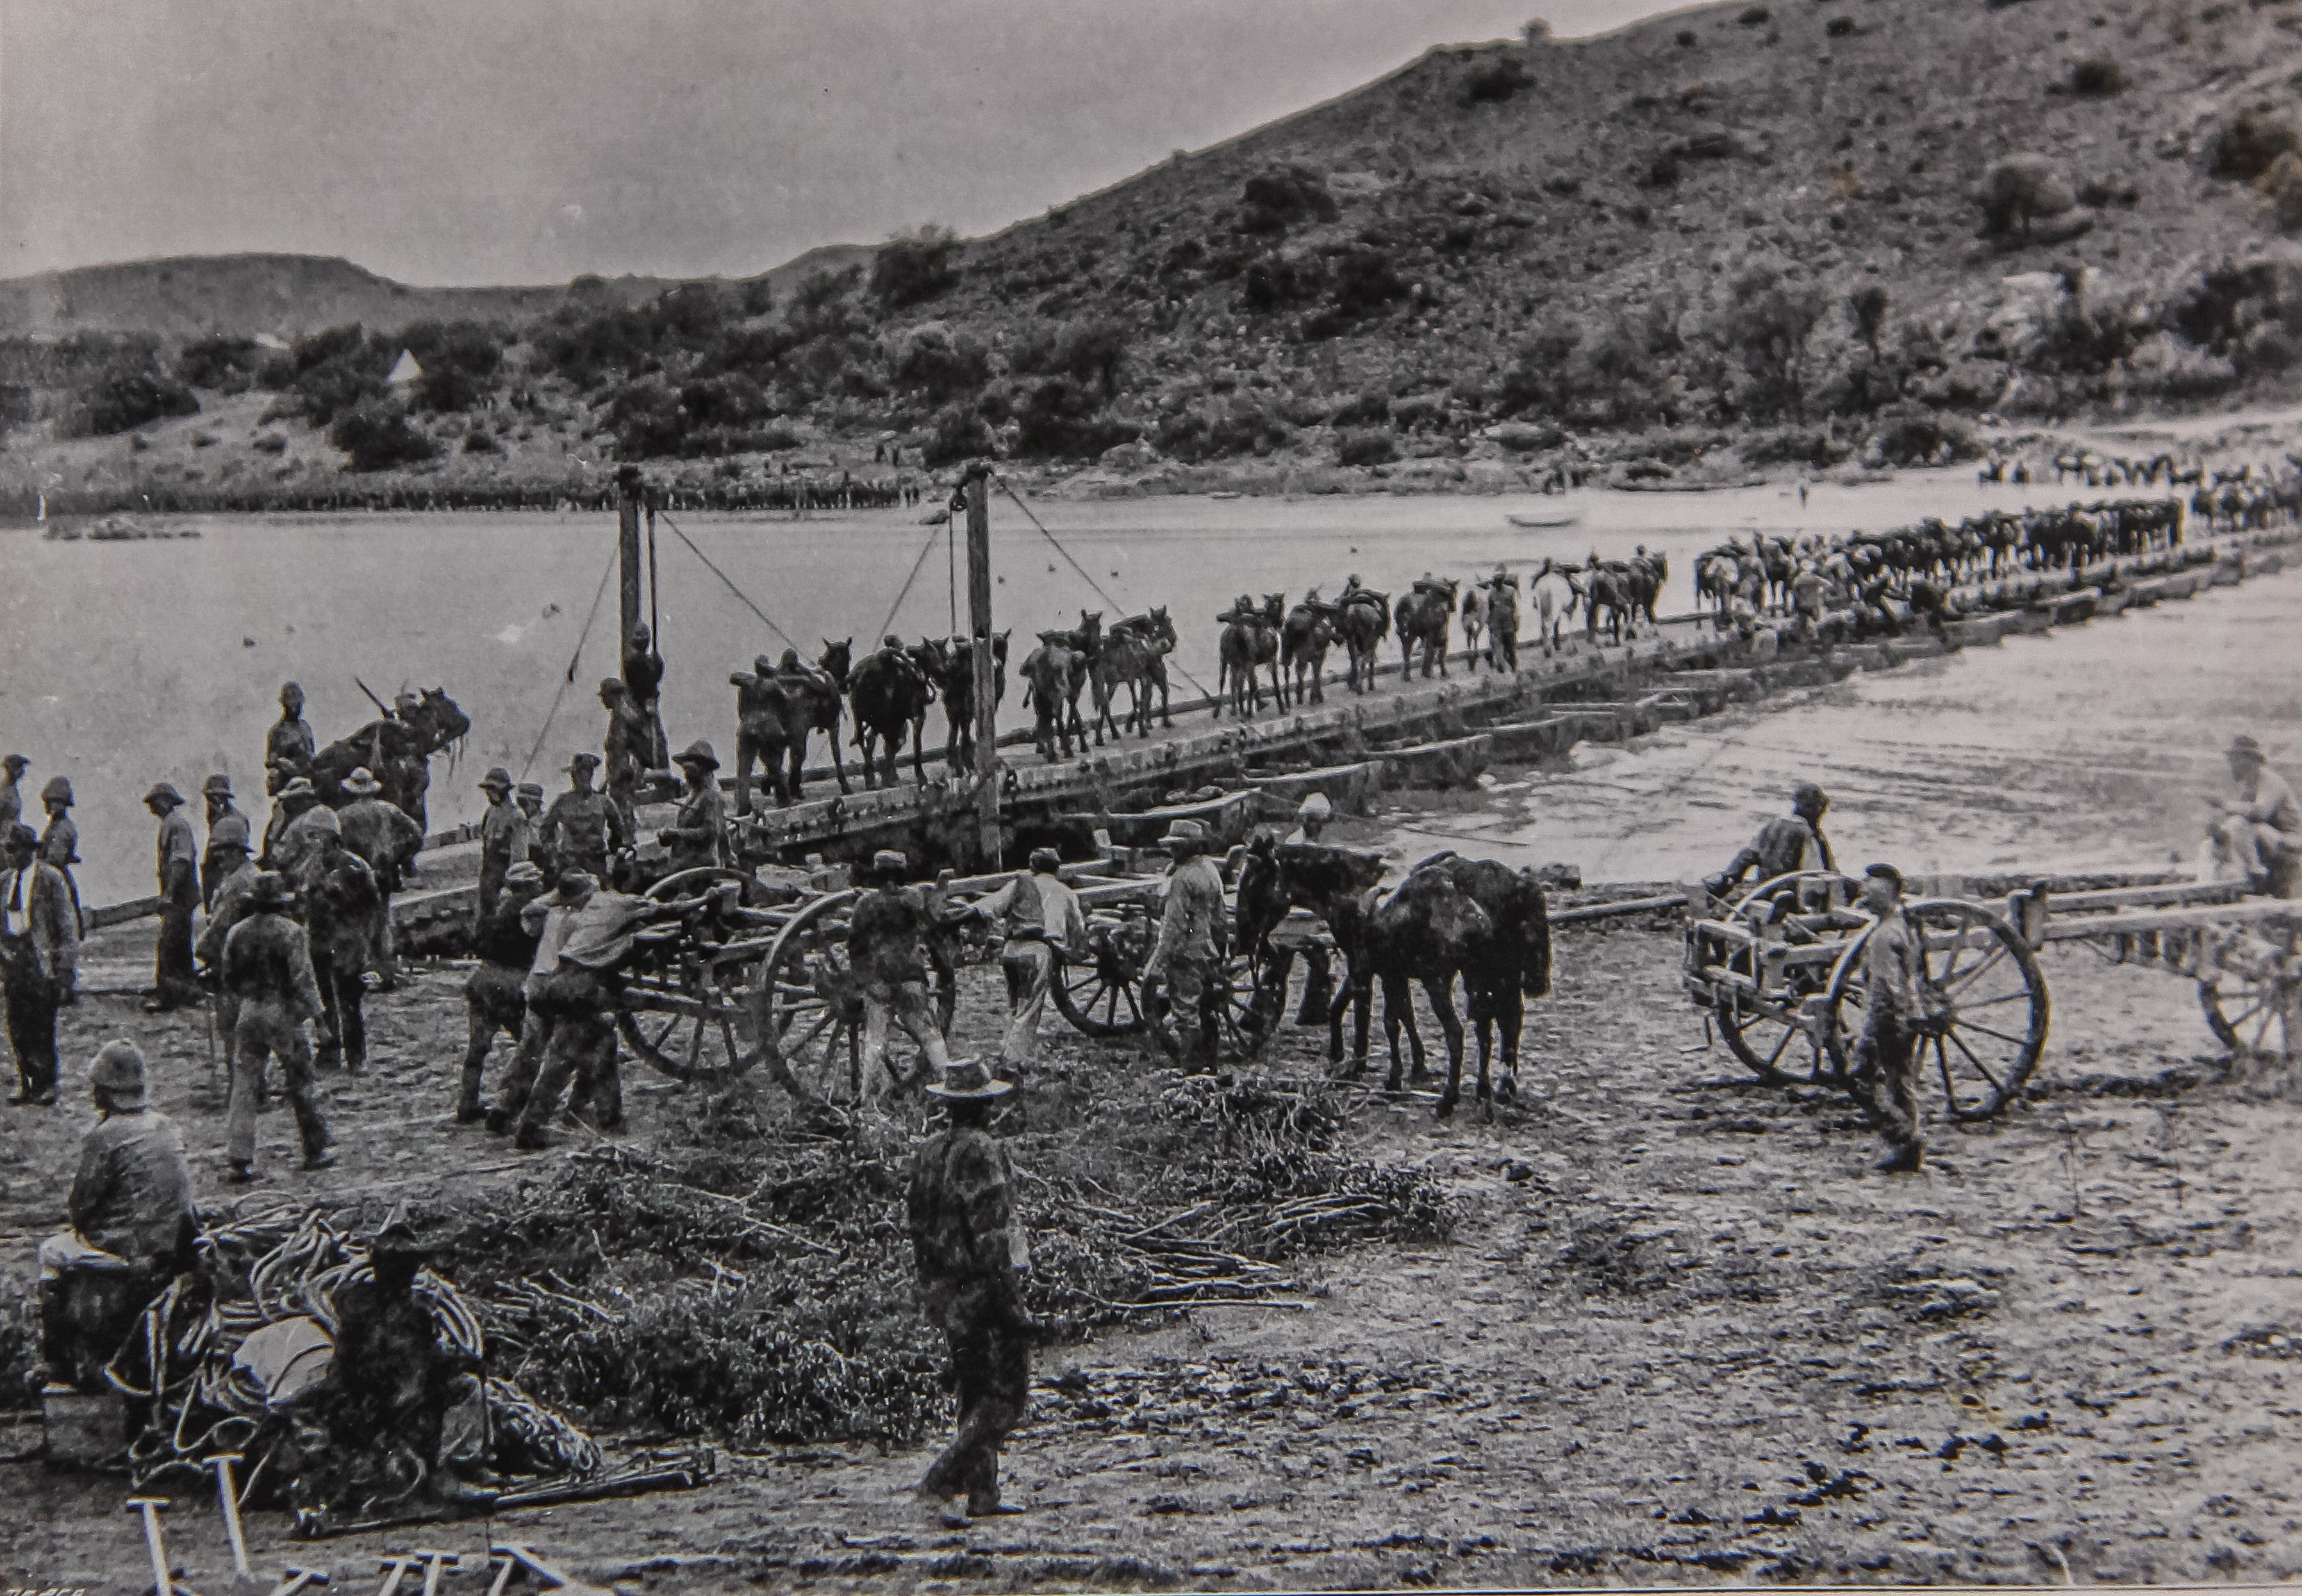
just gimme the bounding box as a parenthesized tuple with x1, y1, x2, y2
(0, 1, 1685, 288)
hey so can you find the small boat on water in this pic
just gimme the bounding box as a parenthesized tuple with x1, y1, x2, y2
(1209, 491, 1242, 501)
(1507, 509, 1584, 530)
(44, 516, 201, 542)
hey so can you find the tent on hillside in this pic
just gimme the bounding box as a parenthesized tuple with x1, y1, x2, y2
(385, 349, 423, 386)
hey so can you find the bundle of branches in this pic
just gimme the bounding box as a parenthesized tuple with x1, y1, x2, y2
(1027, 1076, 1457, 1320)
(444, 1076, 1454, 1449)
(108, 1203, 599, 1497)
(449, 1141, 974, 1449)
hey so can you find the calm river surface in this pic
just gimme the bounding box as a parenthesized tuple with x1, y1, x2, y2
(1, 470, 2273, 903)
(1381, 564, 2302, 886)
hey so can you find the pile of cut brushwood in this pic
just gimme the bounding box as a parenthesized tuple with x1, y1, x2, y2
(445, 1069, 1456, 1449)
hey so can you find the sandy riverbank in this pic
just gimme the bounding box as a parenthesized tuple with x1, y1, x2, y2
(4, 912, 2295, 1588)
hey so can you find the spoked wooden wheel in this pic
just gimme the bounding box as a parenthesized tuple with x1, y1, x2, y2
(1707, 873, 1862, 1085)
(1150, 949, 1272, 1062)
(2198, 919, 2299, 1062)
(1716, 989, 1839, 1085)
(1825, 898, 2050, 1121)
(753, 890, 867, 1105)
(614, 868, 770, 1083)
(1052, 909, 1154, 1037)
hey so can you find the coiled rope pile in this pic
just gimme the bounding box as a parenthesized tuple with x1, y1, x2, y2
(106, 1203, 599, 1495)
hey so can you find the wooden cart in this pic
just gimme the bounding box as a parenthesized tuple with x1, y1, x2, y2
(610, 850, 1272, 1107)
(1683, 871, 2052, 1120)
(1980, 876, 2298, 1064)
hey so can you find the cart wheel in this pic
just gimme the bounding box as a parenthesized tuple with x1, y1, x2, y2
(1715, 991, 1824, 1085)
(1703, 871, 1862, 1084)
(1051, 910, 1154, 1037)
(752, 890, 867, 1105)
(2198, 920, 2299, 1062)
(1825, 898, 2049, 1121)
(613, 869, 770, 1083)
(1149, 950, 1271, 1062)
(645, 866, 752, 903)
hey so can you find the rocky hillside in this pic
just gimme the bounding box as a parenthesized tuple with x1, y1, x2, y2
(0, 253, 700, 341)
(6, 0, 2301, 507)
(900, 0, 2301, 475)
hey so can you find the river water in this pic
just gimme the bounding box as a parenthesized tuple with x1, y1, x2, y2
(1381, 563, 2302, 886)
(0, 468, 2262, 903)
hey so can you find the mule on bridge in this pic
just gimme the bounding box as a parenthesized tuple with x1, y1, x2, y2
(1216, 593, 1286, 719)
(310, 687, 471, 832)
(1090, 608, 1177, 742)
(1394, 577, 1457, 679)
(847, 638, 936, 789)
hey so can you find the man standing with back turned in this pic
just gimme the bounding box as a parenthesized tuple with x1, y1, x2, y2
(970, 849, 1087, 1080)
(908, 1058, 1035, 1529)
(220, 871, 335, 1181)
(848, 850, 954, 1105)
(1141, 819, 1226, 1073)
(336, 767, 423, 989)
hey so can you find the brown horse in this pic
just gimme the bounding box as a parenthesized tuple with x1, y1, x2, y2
(789, 638, 852, 798)
(1325, 861, 1487, 1106)
(925, 630, 1010, 770)
(1020, 639, 1086, 759)
(1573, 561, 1637, 645)
(1216, 593, 1286, 718)
(1414, 851, 1550, 1115)
(312, 687, 472, 832)
(1394, 579, 1457, 678)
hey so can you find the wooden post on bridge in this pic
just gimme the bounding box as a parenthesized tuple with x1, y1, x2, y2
(616, 465, 644, 659)
(965, 464, 1000, 868)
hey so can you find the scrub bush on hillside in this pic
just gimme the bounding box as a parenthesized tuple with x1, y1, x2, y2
(2212, 110, 2299, 183)
(1236, 166, 1339, 235)
(3, 333, 201, 438)
(329, 402, 439, 472)
(176, 334, 267, 393)
(872, 226, 962, 309)
(1012, 377, 1134, 460)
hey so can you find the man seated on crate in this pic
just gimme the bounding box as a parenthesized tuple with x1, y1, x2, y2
(36, 1041, 194, 1390)
(2210, 736, 2300, 898)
